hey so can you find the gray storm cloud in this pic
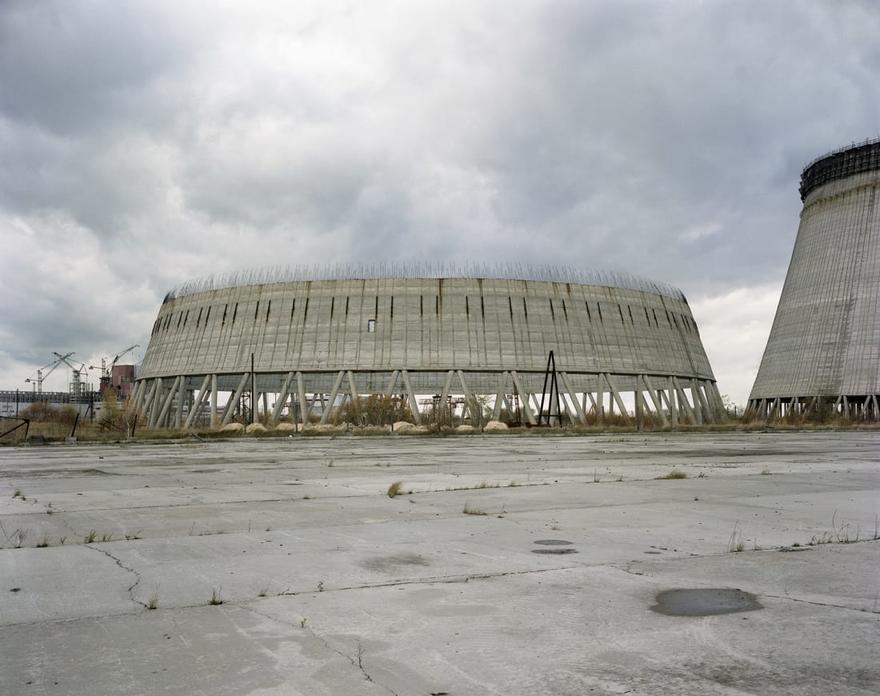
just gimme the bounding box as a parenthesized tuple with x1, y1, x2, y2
(1, 0, 878, 402)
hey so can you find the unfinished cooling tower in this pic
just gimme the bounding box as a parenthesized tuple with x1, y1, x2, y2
(749, 139, 880, 420)
(133, 263, 726, 428)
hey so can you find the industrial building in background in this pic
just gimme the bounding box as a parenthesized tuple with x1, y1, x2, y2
(133, 264, 726, 428)
(749, 139, 880, 420)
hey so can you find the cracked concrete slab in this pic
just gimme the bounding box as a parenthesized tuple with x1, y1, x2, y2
(1, 432, 878, 694)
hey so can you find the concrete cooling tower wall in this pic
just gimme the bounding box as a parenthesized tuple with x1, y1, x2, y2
(749, 139, 880, 420)
(133, 265, 726, 428)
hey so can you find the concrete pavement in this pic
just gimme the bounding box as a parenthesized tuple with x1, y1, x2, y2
(1, 432, 878, 694)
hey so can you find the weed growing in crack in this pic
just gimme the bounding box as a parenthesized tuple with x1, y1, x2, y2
(728, 522, 745, 552)
(760, 466, 771, 475)
(808, 532, 833, 546)
(208, 588, 223, 605)
(147, 588, 159, 610)
(656, 470, 687, 480)
(12, 489, 24, 500)
(257, 586, 268, 598)
(317, 581, 325, 592)
(387, 481, 403, 498)
(832, 511, 859, 544)
(59, 536, 67, 545)
(463, 502, 487, 516)
(84, 530, 97, 544)
(101, 533, 113, 543)
(36, 536, 49, 548)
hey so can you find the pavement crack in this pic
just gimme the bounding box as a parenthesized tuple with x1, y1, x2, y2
(84, 544, 146, 609)
(246, 607, 399, 695)
(276, 565, 580, 597)
(762, 592, 880, 615)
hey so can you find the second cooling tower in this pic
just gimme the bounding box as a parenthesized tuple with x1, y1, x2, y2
(749, 139, 880, 420)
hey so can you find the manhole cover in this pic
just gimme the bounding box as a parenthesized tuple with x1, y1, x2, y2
(650, 588, 762, 616)
(532, 548, 578, 555)
(533, 539, 573, 546)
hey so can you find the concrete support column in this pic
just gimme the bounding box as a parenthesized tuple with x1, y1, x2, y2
(492, 372, 508, 421)
(457, 370, 480, 425)
(385, 370, 400, 396)
(401, 369, 421, 425)
(184, 374, 211, 429)
(688, 380, 705, 425)
(143, 379, 158, 422)
(604, 374, 629, 423)
(156, 376, 181, 428)
(129, 381, 141, 408)
(221, 373, 250, 426)
(210, 375, 218, 427)
(149, 378, 164, 429)
(296, 372, 309, 424)
(319, 371, 346, 424)
(175, 377, 186, 428)
(347, 371, 359, 405)
(634, 379, 644, 429)
(671, 377, 696, 424)
(271, 372, 294, 423)
(510, 371, 536, 425)
(643, 376, 668, 427)
(559, 372, 587, 425)
(439, 370, 454, 421)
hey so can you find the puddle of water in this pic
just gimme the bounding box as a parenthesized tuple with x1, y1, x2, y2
(651, 588, 762, 616)
(532, 548, 578, 555)
(533, 539, 572, 546)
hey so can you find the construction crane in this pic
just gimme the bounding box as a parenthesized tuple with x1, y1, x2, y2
(97, 344, 140, 391)
(25, 352, 74, 394)
(53, 352, 91, 398)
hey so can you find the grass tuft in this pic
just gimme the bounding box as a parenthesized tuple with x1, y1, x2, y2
(463, 501, 487, 516)
(728, 522, 745, 552)
(84, 530, 97, 544)
(208, 588, 223, 605)
(656, 470, 687, 480)
(387, 481, 403, 498)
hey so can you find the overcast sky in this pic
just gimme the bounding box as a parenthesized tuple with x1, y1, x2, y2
(1, 0, 878, 405)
